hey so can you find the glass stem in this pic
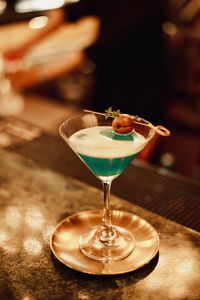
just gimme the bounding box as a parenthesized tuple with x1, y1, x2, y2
(99, 180, 116, 244)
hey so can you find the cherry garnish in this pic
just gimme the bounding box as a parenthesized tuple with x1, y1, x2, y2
(112, 115, 134, 134)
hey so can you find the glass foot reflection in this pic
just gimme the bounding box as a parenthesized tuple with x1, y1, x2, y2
(79, 225, 135, 261)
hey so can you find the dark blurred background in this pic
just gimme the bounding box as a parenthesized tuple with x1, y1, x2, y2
(0, 0, 200, 180)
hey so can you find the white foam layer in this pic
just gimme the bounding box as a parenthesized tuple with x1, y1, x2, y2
(69, 126, 147, 158)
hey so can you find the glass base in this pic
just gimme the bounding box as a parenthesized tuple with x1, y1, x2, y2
(79, 225, 135, 261)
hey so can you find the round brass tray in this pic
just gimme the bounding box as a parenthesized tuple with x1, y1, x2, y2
(50, 209, 159, 275)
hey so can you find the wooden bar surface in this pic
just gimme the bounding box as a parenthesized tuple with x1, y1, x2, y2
(0, 149, 199, 300)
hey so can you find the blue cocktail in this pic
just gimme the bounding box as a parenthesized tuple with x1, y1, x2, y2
(59, 112, 158, 261)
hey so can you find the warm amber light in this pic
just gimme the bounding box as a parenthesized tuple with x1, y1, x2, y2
(160, 152, 175, 168)
(25, 207, 45, 229)
(15, 0, 80, 13)
(23, 238, 43, 255)
(162, 22, 178, 36)
(29, 16, 48, 29)
(5, 206, 22, 228)
(0, 0, 6, 14)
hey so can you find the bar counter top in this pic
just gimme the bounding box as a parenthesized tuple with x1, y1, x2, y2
(0, 144, 200, 300)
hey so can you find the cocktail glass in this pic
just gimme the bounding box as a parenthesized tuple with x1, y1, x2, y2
(59, 112, 156, 262)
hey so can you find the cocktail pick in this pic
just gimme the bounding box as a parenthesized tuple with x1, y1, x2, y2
(83, 109, 170, 137)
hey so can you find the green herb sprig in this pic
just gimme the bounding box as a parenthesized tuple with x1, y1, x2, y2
(84, 107, 140, 121)
(104, 107, 145, 123)
(104, 107, 121, 119)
